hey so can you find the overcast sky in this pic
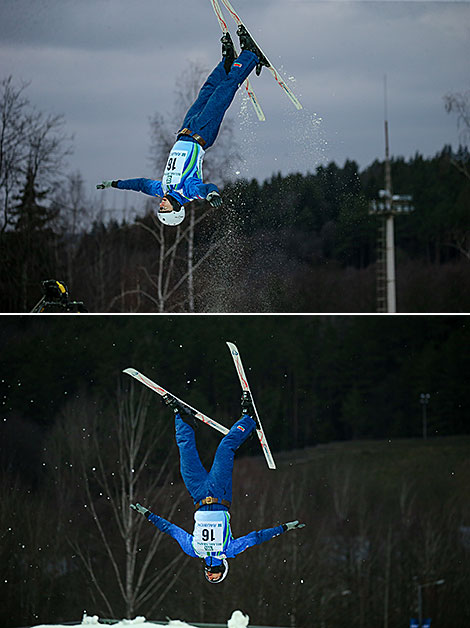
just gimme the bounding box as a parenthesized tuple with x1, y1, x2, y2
(1, 0, 469, 213)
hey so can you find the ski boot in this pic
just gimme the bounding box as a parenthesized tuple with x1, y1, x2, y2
(221, 32, 236, 74)
(237, 25, 269, 76)
(162, 394, 197, 429)
(241, 391, 261, 433)
(241, 390, 254, 417)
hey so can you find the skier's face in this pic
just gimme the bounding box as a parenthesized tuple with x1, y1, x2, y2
(206, 571, 223, 582)
(159, 196, 174, 213)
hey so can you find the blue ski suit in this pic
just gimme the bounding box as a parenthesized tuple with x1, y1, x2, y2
(115, 50, 259, 207)
(147, 413, 285, 568)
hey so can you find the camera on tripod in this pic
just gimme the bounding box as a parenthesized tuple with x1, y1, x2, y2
(30, 280, 88, 313)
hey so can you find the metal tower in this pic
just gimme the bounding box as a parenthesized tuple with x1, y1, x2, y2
(369, 77, 414, 313)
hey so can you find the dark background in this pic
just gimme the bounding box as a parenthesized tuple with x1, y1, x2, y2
(1, 315, 469, 627)
(2, 315, 469, 451)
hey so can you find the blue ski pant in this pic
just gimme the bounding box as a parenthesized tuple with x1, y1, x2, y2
(175, 413, 256, 505)
(178, 50, 258, 149)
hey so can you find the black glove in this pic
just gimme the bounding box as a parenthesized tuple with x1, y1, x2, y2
(96, 180, 119, 189)
(206, 191, 223, 208)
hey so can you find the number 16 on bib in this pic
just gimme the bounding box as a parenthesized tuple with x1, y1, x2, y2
(226, 342, 276, 469)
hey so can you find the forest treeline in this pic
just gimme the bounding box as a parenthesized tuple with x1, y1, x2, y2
(2, 315, 469, 463)
(1, 146, 469, 313)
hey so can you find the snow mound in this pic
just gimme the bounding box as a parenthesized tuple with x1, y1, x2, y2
(227, 610, 249, 628)
(165, 611, 249, 628)
(31, 609, 250, 628)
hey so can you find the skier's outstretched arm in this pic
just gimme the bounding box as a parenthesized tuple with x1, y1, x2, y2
(185, 178, 223, 208)
(96, 178, 164, 198)
(130, 503, 197, 558)
(228, 520, 305, 557)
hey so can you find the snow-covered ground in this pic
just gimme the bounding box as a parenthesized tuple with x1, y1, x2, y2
(32, 609, 250, 628)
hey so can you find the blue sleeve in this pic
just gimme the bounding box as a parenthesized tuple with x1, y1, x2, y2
(184, 178, 219, 200)
(116, 178, 164, 198)
(227, 525, 285, 557)
(147, 512, 198, 558)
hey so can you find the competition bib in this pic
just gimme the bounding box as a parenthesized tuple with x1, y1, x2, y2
(161, 140, 205, 196)
(192, 511, 228, 557)
(163, 148, 189, 190)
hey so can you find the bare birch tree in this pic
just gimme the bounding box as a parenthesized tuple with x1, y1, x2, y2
(0, 76, 74, 310)
(441, 92, 470, 260)
(0, 76, 31, 234)
(0, 76, 72, 232)
(444, 89, 470, 181)
(109, 62, 238, 312)
(45, 385, 187, 618)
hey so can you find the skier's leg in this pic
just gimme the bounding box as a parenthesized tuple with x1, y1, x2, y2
(186, 50, 258, 148)
(179, 61, 229, 131)
(175, 414, 209, 502)
(207, 414, 256, 503)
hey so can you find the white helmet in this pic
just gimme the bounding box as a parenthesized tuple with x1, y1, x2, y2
(203, 557, 229, 584)
(157, 206, 186, 227)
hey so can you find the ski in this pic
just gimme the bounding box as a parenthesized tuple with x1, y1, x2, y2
(123, 368, 229, 435)
(226, 342, 276, 469)
(218, 0, 303, 111)
(210, 0, 266, 121)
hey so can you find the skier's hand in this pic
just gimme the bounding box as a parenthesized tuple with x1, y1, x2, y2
(130, 503, 149, 516)
(283, 520, 306, 532)
(96, 180, 114, 190)
(206, 191, 223, 208)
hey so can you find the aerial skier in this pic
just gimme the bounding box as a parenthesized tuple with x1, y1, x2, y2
(130, 394, 305, 583)
(96, 27, 269, 226)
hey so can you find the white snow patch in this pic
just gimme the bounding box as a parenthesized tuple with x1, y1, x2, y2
(31, 609, 250, 628)
(31, 616, 155, 628)
(227, 610, 250, 628)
